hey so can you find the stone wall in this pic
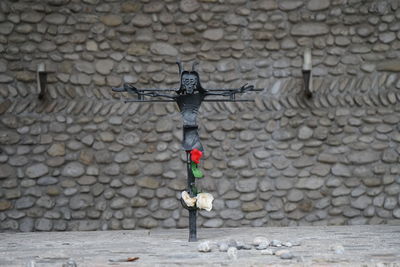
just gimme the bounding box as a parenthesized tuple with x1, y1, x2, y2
(1, 0, 400, 231)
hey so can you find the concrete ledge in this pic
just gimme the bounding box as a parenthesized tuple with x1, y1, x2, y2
(1, 225, 399, 266)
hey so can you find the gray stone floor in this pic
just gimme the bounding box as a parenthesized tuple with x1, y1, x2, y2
(1, 225, 400, 266)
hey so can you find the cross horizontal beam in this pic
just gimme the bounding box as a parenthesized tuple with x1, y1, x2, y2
(123, 88, 264, 92)
(124, 99, 256, 103)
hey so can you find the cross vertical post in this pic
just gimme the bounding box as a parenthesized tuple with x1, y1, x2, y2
(186, 152, 197, 242)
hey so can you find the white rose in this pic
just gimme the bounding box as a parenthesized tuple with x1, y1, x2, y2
(196, 193, 214, 211)
(181, 191, 196, 207)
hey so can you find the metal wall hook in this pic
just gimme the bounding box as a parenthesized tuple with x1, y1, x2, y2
(176, 61, 183, 76)
(37, 63, 47, 100)
(302, 48, 313, 98)
(192, 61, 199, 72)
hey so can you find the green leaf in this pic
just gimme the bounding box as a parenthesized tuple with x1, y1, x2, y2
(191, 162, 204, 178)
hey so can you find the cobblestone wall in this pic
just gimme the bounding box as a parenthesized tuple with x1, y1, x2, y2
(1, 0, 400, 231)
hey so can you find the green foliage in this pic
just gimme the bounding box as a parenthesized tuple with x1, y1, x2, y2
(191, 162, 203, 178)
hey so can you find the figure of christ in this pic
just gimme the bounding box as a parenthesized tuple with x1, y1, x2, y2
(114, 62, 253, 153)
(112, 62, 255, 241)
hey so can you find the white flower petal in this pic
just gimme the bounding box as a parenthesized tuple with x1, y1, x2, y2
(181, 191, 196, 207)
(196, 193, 214, 211)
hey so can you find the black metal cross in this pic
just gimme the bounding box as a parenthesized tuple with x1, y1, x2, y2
(112, 61, 261, 242)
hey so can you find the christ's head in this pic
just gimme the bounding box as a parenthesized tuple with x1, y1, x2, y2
(181, 72, 199, 94)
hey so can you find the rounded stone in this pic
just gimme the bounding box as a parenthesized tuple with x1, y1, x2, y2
(0, 22, 14, 35)
(227, 159, 248, 169)
(143, 2, 164, 13)
(74, 62, 95, 74)
(180, 0, 200, 13)
(99, 132, 114, 142)
(255, 0, 277, 10)
(291, 23, 329, 36)
(19, 218, 34, 232)
(348, 152, 379, 164)
(86, 41, 98, 51)
(279, 0, 303, 10)
(45, 14, 67, 24)
(8, 156, 29, 167)
(220, 209, 244, 220)
(356, 25, 374, 37)
(253, 236, 269, 246)
(81, 135, 94, 146)
(160, 198, 178, 210)
(242, 201, 264, 212)
(35, 218, 52, 231)
(239, 131, 255, 141)
(307, 0, 330, 11)
(62, 162, 85, 177)
(235, 178, 258, 193)
(203, 218, 223, 228)
(363, 177, 381, 187)
(104, 164, 120, 176)
(114, 151, 130, 163)
(77, 176, 97, 185)
(0, 74, 13, 83)
(21, 12, 44, 23)
(117, 132, 140, 146)
(0, 200, 12, 211)
(137, 177, 160, 189)
(69, 194, 93, 210)
(36, 196, 55, 209)
(127, 43, 148, 56)
(296, 178, 324, 190)
(124, 162, 140, 175)
(287, 189, 304, 202)
(383, 197, 397, 210)
(100, 15, 123, 26)
(331, 164, 351, 177)
(275, 179, 293, 190)
(150, 42, 178, 57)
(0, 164, 15, 178)
(156, 120, 173, 133)
(26, 164, 49, 179)
(256, 241, 269, 250)
(110, 198, 129, 209)
(119, 187, 139, 198)
(132, 14, 152, 27)
(254, 151, 270, 159)
(95, 60, 114, 75)
(138, 217, 158, 229)
(37, 177, 58, 186)
(122, 219, 136, 229)
(47, 143, 65, 157)
(198, 241, 212, 252)
(143, 163, 163, 176)
(203, 29, 224, 41)
(379, 32, 396, 44)
(351, 195, 372, 210)
(15, 197, 36, 209)
(280, 251, 294, 259)
(298, 126, 313, 140)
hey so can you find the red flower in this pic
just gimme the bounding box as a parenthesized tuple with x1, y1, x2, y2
(190, 149, 203, 164)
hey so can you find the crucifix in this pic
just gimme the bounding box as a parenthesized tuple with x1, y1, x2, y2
(112, 61, 260, 242)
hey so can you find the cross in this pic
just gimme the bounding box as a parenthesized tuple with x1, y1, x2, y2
(112, 61, 261, 242)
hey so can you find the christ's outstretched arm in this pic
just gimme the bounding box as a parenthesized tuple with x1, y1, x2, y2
(204, 83, 255, 97)
(112, 83, 176, 99)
